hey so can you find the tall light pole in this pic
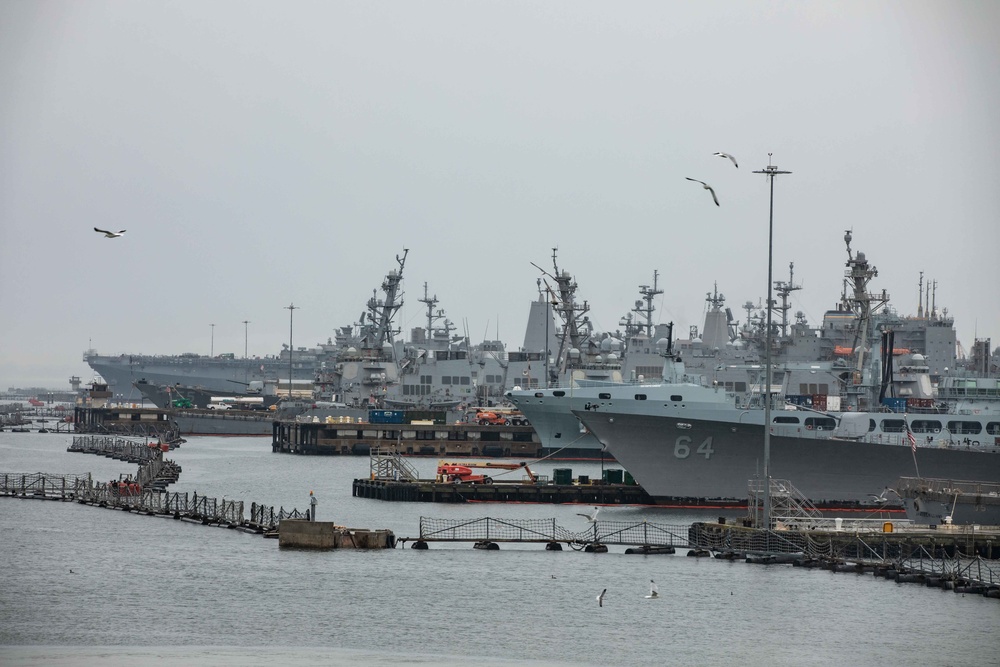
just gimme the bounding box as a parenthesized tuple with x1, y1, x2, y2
(210, 323, 215, 357)
(752, 154, 791, 533)
(243, 320, 251, 387)
(284, 304, 298, 399)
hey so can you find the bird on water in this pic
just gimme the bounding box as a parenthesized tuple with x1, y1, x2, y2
(94, 227, 126, 238)
(685, 178, 720, 206)
(646, 580, 659, 599)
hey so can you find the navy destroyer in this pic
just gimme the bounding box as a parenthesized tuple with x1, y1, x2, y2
(510, 232, 1000, 506)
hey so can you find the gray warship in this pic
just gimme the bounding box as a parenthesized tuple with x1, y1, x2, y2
(510, 231, 1000, 510)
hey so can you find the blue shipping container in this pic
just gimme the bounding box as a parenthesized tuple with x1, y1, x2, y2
(880, 397, 907, 413)
(368, 410, 406, 424)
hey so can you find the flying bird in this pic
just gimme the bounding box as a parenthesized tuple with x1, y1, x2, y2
(577, 506, 600, 523)
(868, 492, 889, 503)
(713, 151, 738, 168)
(94, 227, 126, 238)
(646, 579, 659, 599)
(597, 589, 606, 607)
(685, 178, 719, 206)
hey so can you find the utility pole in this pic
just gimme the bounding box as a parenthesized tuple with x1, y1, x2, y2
(243, 320, 251, 387)
(752, 155, 792, 535)
(210, 323, 215, 357)
(284, 304, 298, 399)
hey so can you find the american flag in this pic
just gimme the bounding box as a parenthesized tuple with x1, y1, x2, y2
(906, 422, 916, 453)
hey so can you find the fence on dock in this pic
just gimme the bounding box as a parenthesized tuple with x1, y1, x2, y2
(0, 472, 92, 498)
(69, 435, 165, 463)
(1, 471, 305, 533)
(417, 517, 692, 547)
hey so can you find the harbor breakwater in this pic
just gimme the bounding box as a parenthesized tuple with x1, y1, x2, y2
(2, 435, 395, 548)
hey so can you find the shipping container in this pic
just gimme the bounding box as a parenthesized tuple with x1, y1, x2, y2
(880, 397, 907, 413)
(368, 409, 406, 424)
(553, 468, 573, 485)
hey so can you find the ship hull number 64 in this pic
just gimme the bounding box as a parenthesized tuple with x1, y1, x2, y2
(673, 436, 715, 460)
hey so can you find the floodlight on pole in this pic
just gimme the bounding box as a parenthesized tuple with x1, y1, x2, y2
(751, 154, 791, 534)
(284, 304, 298, 398)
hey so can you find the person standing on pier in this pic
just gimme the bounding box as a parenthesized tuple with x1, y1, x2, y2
(309, 490, 317, 522)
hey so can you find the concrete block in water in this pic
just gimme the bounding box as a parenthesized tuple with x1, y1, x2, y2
(278, 519, 395, 549)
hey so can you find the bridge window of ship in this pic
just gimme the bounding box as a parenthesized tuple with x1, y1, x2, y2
(670, 395, 683, 402)
(804, 417, 836, 431)
(911, 420, 943, 434)
(634, 394, 647, 400)
(868, 419, 877, 432)
(553, 391, 565, 397)
(947, 420, 982, 435)
(598, 393, 611, 400)
(880, 419, 906, 433)
(987, 422, 1000, 435)
(773, 416, 800, 424)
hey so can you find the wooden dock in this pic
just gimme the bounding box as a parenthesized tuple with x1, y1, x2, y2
(273, 420, 541, 458)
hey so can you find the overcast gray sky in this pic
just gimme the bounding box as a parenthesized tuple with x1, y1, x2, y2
(2, 1, 998, 388)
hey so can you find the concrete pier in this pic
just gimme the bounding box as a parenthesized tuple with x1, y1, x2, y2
(278, 520, 396, 549)
(352, 478, 653, 504)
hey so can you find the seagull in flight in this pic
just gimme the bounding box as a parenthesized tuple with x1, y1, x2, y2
(646, 579, 659, 599)
(597, 589, 606, 607)
(713, 151, 739, 168)
(94, 227, 126, 238)
(577, 506, 600, 523)
(868, 489, 894, 504)
(685, 178, 719, 206)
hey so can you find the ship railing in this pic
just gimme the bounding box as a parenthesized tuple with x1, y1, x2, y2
(895, 477, 1000, 497)
(776, 517, 914, 533)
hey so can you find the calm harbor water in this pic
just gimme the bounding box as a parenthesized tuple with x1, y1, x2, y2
(1, 432, 997, 666)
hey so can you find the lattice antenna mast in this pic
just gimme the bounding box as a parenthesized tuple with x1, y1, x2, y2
(632, 270, 663, 339)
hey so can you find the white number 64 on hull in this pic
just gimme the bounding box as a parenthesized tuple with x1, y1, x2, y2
(674, 436, 715, 459)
